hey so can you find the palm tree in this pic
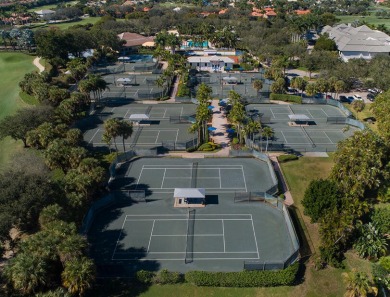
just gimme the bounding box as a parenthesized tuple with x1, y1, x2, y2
(188, 122, 200, 146)
(290, 77, 307, 97)
(262, 127, 274, 153)
(334, 80, 346, 100)
(342, 269, 378, 297)
(252, 79, 263, 98)
(118, 120, 133, 152)
(3, 253, 48, 295)
(62, 257, 95, 297)
(103, 118, 121, 151)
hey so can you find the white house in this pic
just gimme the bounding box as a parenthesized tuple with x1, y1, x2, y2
(187, 55, 234, 72)
(35, 9, 55, 20)
(322, 24, 390, 62)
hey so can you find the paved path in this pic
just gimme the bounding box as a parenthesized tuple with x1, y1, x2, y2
(210, 99, 230, 156)
(33, 57, 44, 73)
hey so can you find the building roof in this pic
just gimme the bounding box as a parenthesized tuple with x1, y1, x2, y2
(174, 188, 205, 198)
(288, 114, 310, 121)
(187, 55, 235, 63)
(322, 24, 390, 53)
(295, 9, 311, 15)
(118, 32, 155, 47)
(129, 114, 149, 120)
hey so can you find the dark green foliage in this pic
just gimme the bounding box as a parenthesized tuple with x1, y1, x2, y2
(370, 207, 390, 235)
(186, 145, 199, 152)
(198, 142, 220, 151)
(314, 35, 337, 51)
(136, 270, 155, 284)
(270, 93, 302, 104)
(185, 263, 299, 287)
(302, 179, 341, 223)
(153, 269, 183, 285)
(277, 154, 298, 163)
(232, 137, 239, 145)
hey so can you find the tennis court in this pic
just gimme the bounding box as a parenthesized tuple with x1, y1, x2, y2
(246, 104, 360, 152)
(88, 157, 298, 274)
(82, 104, 197, 150)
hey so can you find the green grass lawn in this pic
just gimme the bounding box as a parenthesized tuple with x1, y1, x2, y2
(337, 14, 390, 28)
(28, 17, 101, 31)
(0, 53, 36, 167)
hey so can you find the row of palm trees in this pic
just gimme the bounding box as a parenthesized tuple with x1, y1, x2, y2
(102, 118, 133, 152)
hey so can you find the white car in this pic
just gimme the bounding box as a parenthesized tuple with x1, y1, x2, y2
(353, 94, 363, 101)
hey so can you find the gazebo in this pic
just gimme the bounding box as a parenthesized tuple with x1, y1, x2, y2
(288, 114, 311, 126)
(129, 114, 150, 125)
(173, 188, 206, 208)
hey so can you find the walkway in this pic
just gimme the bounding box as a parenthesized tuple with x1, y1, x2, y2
(210, 99, 230, 156)
(33, 57, 45, 73)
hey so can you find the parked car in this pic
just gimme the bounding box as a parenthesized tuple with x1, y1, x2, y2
(326, 95, 333, 99)
(367, 93, 376, 101)
(347, 96, 355, 103)
(339, 95, 347, 101)
(353, 94, 363, 101)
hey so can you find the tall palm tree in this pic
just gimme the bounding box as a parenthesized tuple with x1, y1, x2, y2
(103, 118, 121, 151)
(118, 120, 133, 152)
(290, 77, 307, 97)
(62, 257, 95, 297)
(342, 269, 378, 297)
(252, 79, 263, 98)
(262, 127, 274, 153)
(188, 122, 200, 146)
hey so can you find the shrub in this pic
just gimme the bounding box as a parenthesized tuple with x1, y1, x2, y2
(153, 269, 183, 284)
(270, 93, 302, 104)
(136, 270, 155, 284)
(277, 154, 298, 163)
(186, 145, 199, 152)
(185, 263, 299, 287)
(198, 143, 212, 151)
(232, 137, 239, 145)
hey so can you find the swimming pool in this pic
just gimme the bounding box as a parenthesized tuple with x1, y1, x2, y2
(128, 54, 154, 62)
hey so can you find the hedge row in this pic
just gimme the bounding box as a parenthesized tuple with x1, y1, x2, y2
(136, 269, 184, 285)
(278, 154, 299, 163)
(270, 93, 302, 104)
(185, 263, 299, 287)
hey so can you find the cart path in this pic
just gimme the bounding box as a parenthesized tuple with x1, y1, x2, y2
(33, 57, 45, 73)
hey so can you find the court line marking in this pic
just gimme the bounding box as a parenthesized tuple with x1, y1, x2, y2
(280, 130, 288, 143)
(142, 165, 243, 168)
(305, 109, 314, 119)
(219, 169, 222, 188)
(323, 131, 334, 144)
(155, 131, 161, 143)
(111, 217, 128, 260)
(115, 251, 258, 254)
(125, 219, 251, 221)
(88, 129, 100, 144)
(135, 167, 145, 188)
(147, 188, 247, 190)
(321, 108, 330, 117)
(125, 214, 252, 217)
(141, 167, 242, 170)
(270, 108, 276, 119)
(151, 234, 223, 237)
(175, 130, 179, 143)
(147, 220, 155, 253)
(161, 169, 166, 188)
(163, 177, 220, 179)
(241, 167, 248, 192)
(112, 257, 260, 261)
(251, 214, 260, 259)
(163, 108, 167, 118)
(222, 219, 226, 253)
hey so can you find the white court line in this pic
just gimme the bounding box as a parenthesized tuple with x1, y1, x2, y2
(116, 251, 257, 254)
(321, 108, 330, 117)
(323, 131, 334, 144)
(219, 168, 222, 188)
(280, 130, 288, 143)
(149, 88, 153, 93)
(142, 165, 243, 168)
(112, 257, 260, 261)
(151, 234, 223, 237)
(147, 220, 155, 253)
(270, 108, 276, 118)
(125, 214, 252, 217)
(155, 130, 161, 143)
(163, 108, 167, 118)
(306, 109, 314, 119)
(111, 107, 115, 112)
(163, 177, 220, 179)
(147, 187, 246, 190)
(180, 106, 183, 117)
(175, 130, 179, 143)
(161, 168, 166, 189)
(125, 219, 251, 221)
(222, 220, 226, 253)
(251, 214, 260, 259)
(135, 166, 145, 187)
(111, 217, 128, 260)
(124, 109, 131, 119)
(241, 167, 248, 192)
(88, 129, 100, 144)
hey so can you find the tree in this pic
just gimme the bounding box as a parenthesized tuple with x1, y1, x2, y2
(118, 120, 133, 152)
(0, 106, 53, 147)
(314, 35, 337, 51)
(370, 90, 390, 142)
(103, 118, 121, 151)
(302, 179, 342, 223)
(342, 269, 378, 297)
(262, 127, 274, 152)
(370, 206, 390, 236)
(305, 83, 317, 97)
(62, 257, 95, 296)
(351, 100, 365, 120)
(270, 77, 286, 94)
(290, 77, 307, 97)
(334, 80, 346, 99)
(354, 223, 388, 260)
(3, 253, 48, 295)
(252, 79, 263, 98)
(331, 130, 388, 198)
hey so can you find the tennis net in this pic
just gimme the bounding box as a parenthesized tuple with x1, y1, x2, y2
(185, 209, 195, 264)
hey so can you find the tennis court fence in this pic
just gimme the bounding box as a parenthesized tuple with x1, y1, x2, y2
(169, 115, 196, 124)
(234, 191, 283, 210)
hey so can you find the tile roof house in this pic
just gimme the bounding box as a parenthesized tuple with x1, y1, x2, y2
(322, 24, 390, 62)
(118, 32, 155, 53)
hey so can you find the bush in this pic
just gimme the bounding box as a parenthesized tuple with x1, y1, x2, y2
(232, 137, 239, 145)
(185, 263, 299, 287)
(198, 143, 212, 151)
(270, 93, 302, 104)
(186, 145, 199, 152)
(136, 270, 155, 284)
(153, 269, 183, 284)
(277, 154, 298, 163)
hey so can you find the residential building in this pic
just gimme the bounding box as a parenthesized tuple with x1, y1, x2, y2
(322, 23, 390, 61)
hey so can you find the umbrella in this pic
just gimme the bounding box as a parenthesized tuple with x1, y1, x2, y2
(208, 127, 217, 131)
(208, 105, 215, 110)
(226, 128, 235, 134)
